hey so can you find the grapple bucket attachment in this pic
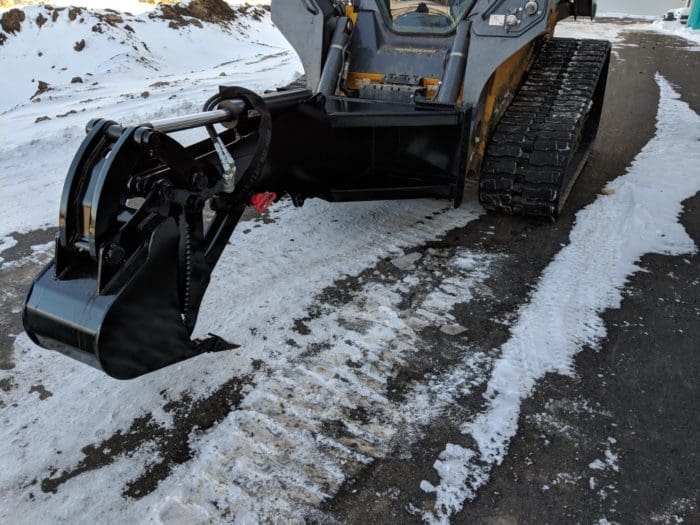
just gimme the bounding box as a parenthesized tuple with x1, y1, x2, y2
(23, 88, 280, 379)
(24, 217, 235, 379)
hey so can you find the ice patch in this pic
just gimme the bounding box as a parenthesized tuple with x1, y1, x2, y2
(419, 75, 700, 524)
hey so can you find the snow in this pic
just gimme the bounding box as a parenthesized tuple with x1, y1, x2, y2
(556, 17, 700, 48)
(420, 75, 700, 524)
(647, 20, 700, 46)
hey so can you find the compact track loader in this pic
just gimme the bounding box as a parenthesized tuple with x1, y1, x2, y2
(23, 0, 611, 378)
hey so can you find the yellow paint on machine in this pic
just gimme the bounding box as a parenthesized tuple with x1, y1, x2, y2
(345, 72, 441, 100)
(468, 42, 537, 175)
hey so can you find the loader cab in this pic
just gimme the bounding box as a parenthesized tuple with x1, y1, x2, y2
(378, 0, 475, 33)
(343, 0, 472, 104)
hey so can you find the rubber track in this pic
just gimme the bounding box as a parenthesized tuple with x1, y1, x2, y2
(479, 38, 611, 219)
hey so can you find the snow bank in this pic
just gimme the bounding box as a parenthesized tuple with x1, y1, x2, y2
(556, 17, 700, 48)
(648, 20, 700, 46)
(597, 12, 656, 21)
(0, 2, 284, 112)
(420, 74, 700, 524)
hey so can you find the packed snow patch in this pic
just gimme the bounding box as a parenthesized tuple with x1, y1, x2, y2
(419, 74, 700, 524)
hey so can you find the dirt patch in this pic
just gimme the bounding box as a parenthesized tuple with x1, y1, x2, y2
(34, 115, 50, 123)
(56, 109, 78, 118)
(29, 384, 53, 400)
(40, 374, 253, 498)
(0, 33, 6, 46)
(95, 12, 123, 26)
(35, 12, 47, 28)
(74, 38, 86, 52)
(67, 6, 83, 22)
(0, 228, 55, 371)
(71, 76, 83, 84)
(1, 8, 25, 34)
(151, 0, 241, 29)
(0, 377, 15, 392)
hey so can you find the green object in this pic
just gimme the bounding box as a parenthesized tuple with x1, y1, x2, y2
(690, 0, 700, 30)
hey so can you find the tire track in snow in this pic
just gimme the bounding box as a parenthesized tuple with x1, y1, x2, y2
(147, 248, 498, 523)
(418, 75, 700, 524)
(1, 198, 500, 523)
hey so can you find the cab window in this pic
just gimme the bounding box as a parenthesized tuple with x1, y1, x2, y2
(379, 0, 475, 33)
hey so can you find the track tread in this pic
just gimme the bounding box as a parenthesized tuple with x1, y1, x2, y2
(479, 37, 611, 219)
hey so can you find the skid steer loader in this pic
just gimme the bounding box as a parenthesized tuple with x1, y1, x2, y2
(23, 0, 611, 379)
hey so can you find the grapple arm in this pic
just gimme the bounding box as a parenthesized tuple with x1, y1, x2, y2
(23, 87, 308, 379)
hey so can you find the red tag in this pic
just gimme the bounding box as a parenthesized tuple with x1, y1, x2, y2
(250, 192, 277, 214)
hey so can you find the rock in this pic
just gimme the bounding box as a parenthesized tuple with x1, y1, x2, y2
(74, 39, 86, 52)
(68, 7, 83, 22)
(155, 0, 239, 30)
(70, 76, 83, 84)
(390, 252, 422, 271)
(440, 324, 468, 336)
(35, 115, 50, 123)
(31, 80, 51, 99)
(1, 8, 25, 35)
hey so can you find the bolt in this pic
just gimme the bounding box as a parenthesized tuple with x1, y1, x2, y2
(191, 172, 208, 191)
(104, 243, 125, 265)
(134, 128, 160, 148)
(160, 185, 175, 202)
(525, 1, 538, 16)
